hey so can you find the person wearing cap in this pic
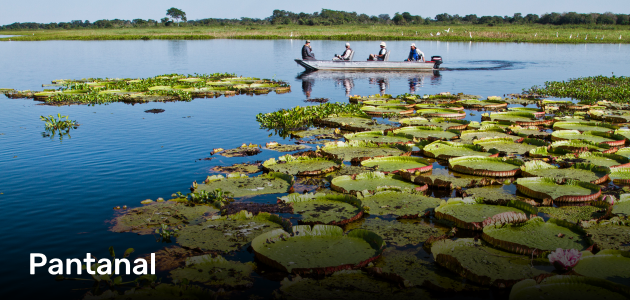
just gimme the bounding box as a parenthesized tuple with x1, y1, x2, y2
(368, 42, 388, 61)
(405, 43, 425, 62)
(333, 43, 353, 61)
(302, 40, 316, 60)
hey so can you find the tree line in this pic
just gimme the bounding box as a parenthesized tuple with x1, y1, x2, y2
(2, 9, 629, 30)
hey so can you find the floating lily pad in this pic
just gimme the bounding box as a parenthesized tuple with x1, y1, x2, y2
(614, 128, 630, 141)
(402, 172, 481, 190)
(369, 248, 482, 292)
(279, 193, 363, 225)
(615, 147, 630, 159)
(558, 151, 630, 168)
(509, 275, 630, 300)
(210, 162, 262, 174)
(482, 217, 589, 256)
(434, 198, 536, 230)
(422, 141, 494, 159)
(508, 125, 549, 138)
(550, 139, 614, 153)
(331, 172, 426, 196)
(448, 156, 523, 177)
(528, 146, 574, 158)
(483, 112, 548, 126)
(176, 211, 288, 252)
(393, 126, 459, 141)
(516, 177, 601, 203)
(262, 155, 341, 176)
(458, 99, 508, 108)
(345, 218, 442, 246)
(464, 186, 520, 203)
(363, 99, 409, 106)
(459, 128, 521, 143)
(264, 142, 309, 152)
(84, 283, 216, 300)
(574, 250, 630, 286)
(473, 137, 547, 155)
(289, 128, 338, 138)
(539, 205, 609, 223)
(397, 116, 429, 126)
(320, 141, 410, 162)
(316, 114, 393, 132)
(358, 190, 441, 218)
(169, 255, 255, 288)
(415, 108, 466, 119)
(195, 173, 293, 197)
(609, 167, 630, 184)
(111, 202, 218, 234)
(432, 238, 547, 288)
(582, 217, 630, 251)
(507, 107, 545, 116)
(252, 225, 383, 274)
(553, 121, 618, 132)
(360, 156, 432, 173)
(361, 105, 413, 115)
(219, 144, 262, 157)
(551, 130, 626, 146)
(520, 160, 609, 184)
(613, 194, 630, 216)
(399, 117, 470, 130)
(343, 131, 414, 144)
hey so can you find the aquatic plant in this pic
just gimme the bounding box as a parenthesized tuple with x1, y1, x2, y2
(155, 223, 179, 242)
(548, 248, 582, 271)
(527, 75, 630, 104)
(40, 113, 79, 140)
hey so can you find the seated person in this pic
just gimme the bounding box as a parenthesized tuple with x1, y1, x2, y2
(367, 42, 387, 61)
(405, 43, 425, 62)
(301, 40, 316, 60)
(333, 43, 353, 61)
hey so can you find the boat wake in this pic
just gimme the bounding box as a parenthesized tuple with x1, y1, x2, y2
(442, 60, 530, 71)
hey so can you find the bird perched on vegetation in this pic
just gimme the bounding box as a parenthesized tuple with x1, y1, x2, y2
(469, 32, 472, 38)
(437, 32, 441, 36)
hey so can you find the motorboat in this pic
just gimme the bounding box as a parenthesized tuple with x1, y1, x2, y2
(295, 52, 442, 72)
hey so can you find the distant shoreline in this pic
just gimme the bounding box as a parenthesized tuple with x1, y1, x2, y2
(1, 25, 628, 44)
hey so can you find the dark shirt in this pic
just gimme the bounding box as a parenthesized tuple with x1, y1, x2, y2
(302, 45, 315, 60)
(377, 48, 387, 61)
(408, 49, 420, 61)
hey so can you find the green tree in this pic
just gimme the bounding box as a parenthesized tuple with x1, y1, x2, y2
(166, 7, 186, 26)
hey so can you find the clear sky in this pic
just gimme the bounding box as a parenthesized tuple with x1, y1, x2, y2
(3, 0, 628, 24)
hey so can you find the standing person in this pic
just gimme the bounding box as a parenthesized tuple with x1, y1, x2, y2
(368, 42, 387, 61)
(333, 43, 353, 61)
(301, 40, 316, 60)
(405, 43, 425, 62)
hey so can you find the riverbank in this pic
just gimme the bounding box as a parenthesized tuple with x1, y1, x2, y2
(1, 24, 628, 43)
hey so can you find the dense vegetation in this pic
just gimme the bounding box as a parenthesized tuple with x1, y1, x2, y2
(527, 76, 630, 104)
(2, 9, 628, 30)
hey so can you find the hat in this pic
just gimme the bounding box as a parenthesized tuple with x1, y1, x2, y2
(306, 40, 311, 43)
(411, 43, 416, 47)
(380, 42, 386, 47)
(345, 42, 350, 46)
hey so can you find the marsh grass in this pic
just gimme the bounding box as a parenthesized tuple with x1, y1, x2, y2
(2, 24, 629, 43)
(527, 76, 630, 104)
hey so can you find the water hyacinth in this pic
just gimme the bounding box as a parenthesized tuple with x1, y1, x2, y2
(548, 248, 582, 271)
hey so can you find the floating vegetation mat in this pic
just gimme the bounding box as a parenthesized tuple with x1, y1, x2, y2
(195, 173, 293, 197)
(331, 172, 427, 196)
(262, 155, 341, 176)
(3, 73, 290, 105)
(279, 193, 363, 225)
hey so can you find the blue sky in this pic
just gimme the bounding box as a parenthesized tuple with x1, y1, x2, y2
(3, 0, 628, 24)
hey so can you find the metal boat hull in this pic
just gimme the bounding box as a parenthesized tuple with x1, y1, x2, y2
(295, 59, 438, 71)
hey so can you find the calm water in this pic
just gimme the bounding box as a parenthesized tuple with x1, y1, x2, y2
(1, 39, 629, 298)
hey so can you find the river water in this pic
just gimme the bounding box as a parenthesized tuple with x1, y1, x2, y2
(1, 39, 629, 298)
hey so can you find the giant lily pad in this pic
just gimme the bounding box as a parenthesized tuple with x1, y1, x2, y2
(316, 114, 393, 132)
(252, 225, 383, 274)
(422, 141, 495, 160)
(558, 151, 630, 168)
(345, 218, 442, 246)
(551, 130, 626, 146)
(459, 127, 521, 143)
(401, 171, 484, 190)
(550, 139, 615, 153)
(361, 105, 414, 115)
(289, 128, 338, 138)
(482, 112, 549, 126)
(507, 125, 549, 138)
(539, 204, 610, 223)
(360, 156, 432, 173)
(448, 156, 523, 177)
(609, 167, 630, 184)
(278, 193, 363, 225)
(520, 160, 609, 184)
(573, 250, 630, 286)
(434, 198, 536, 230)
(613, 194, 630, 216)
(331, 172, 427, 196)
(458, 99, 507, 108)
(219, 144, 262, 157)
(516, 177, 601, 203)
(399, 117, 470, 130)
(176, 211, 289, 252)
(509, 275, 630, 300)
(320, 141, 410, 162)
(614, 128, 630, 141)
(393, 126, 460, 141)
(415, 108, 466, 119)
(363, 99, 410, 106)
(210, 162, 261, 174)
(507, 107, 545, 116)
(553, 121, 618, 132)
(473, 137, 547, 155)
(431, 238, 547, 288)
(169, 255, 255, 288)
(343, 130, 414, 144)
(111, 202, 218, 234)
(482, 217, 589, 256)
(195, 172, 293, 197)
(464, 186, 521, 203)
(615, 147, 630, 159)
(582, 217, 630, 251)
(265, 142, 309, 152)
(358, 189, 441, 218)
(262, 155, 341, 176)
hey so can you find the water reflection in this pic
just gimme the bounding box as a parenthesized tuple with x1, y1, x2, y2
(297, 70, 441, 97)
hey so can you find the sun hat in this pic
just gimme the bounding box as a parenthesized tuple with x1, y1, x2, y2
(306, 40, 311, 43)
(346, 42, 350, 46)
(380, 42, 386, 47)
(411, 43, 416, 47)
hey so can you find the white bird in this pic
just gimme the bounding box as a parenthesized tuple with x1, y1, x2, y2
(445, 28, 451, 33)
(569, 34, 572, 39)
(534, 33, 537, 37)
(415, 31, 417, 35)
(620, 35, 622, 39)
(595, 35, 598, 39)
(437, 32, 441, 36)
(556, 32, 558, 37)
(585, 34, 588, 40)
(401, 31, 403, 36)
(430, 33, 434, 36)
(469, 32, 472, 38)
(577, 34, 579, 38)
(290, 32, 293, 37)
(602, 35, 604, 40)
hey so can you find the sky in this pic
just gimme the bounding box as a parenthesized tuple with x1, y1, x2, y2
(2, 0, 628, 24)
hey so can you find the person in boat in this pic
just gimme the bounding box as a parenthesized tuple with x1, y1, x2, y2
(333, 43, 353, 61)
(405, 43, 425, 62)
(367, 42, 387, 61)
(301, 40, 316, 60)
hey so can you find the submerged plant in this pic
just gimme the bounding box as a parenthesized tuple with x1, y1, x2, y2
(40, 113, 79, 140)
(548, 248, 582, 271)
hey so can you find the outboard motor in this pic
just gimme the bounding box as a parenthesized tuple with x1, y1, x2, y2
(431, 56, 443, 69)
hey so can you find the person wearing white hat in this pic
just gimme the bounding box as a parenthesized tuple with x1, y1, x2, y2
(368, 42, 387, 61)
(333, 43, 353, 61)
(405, 43, 425, 62)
